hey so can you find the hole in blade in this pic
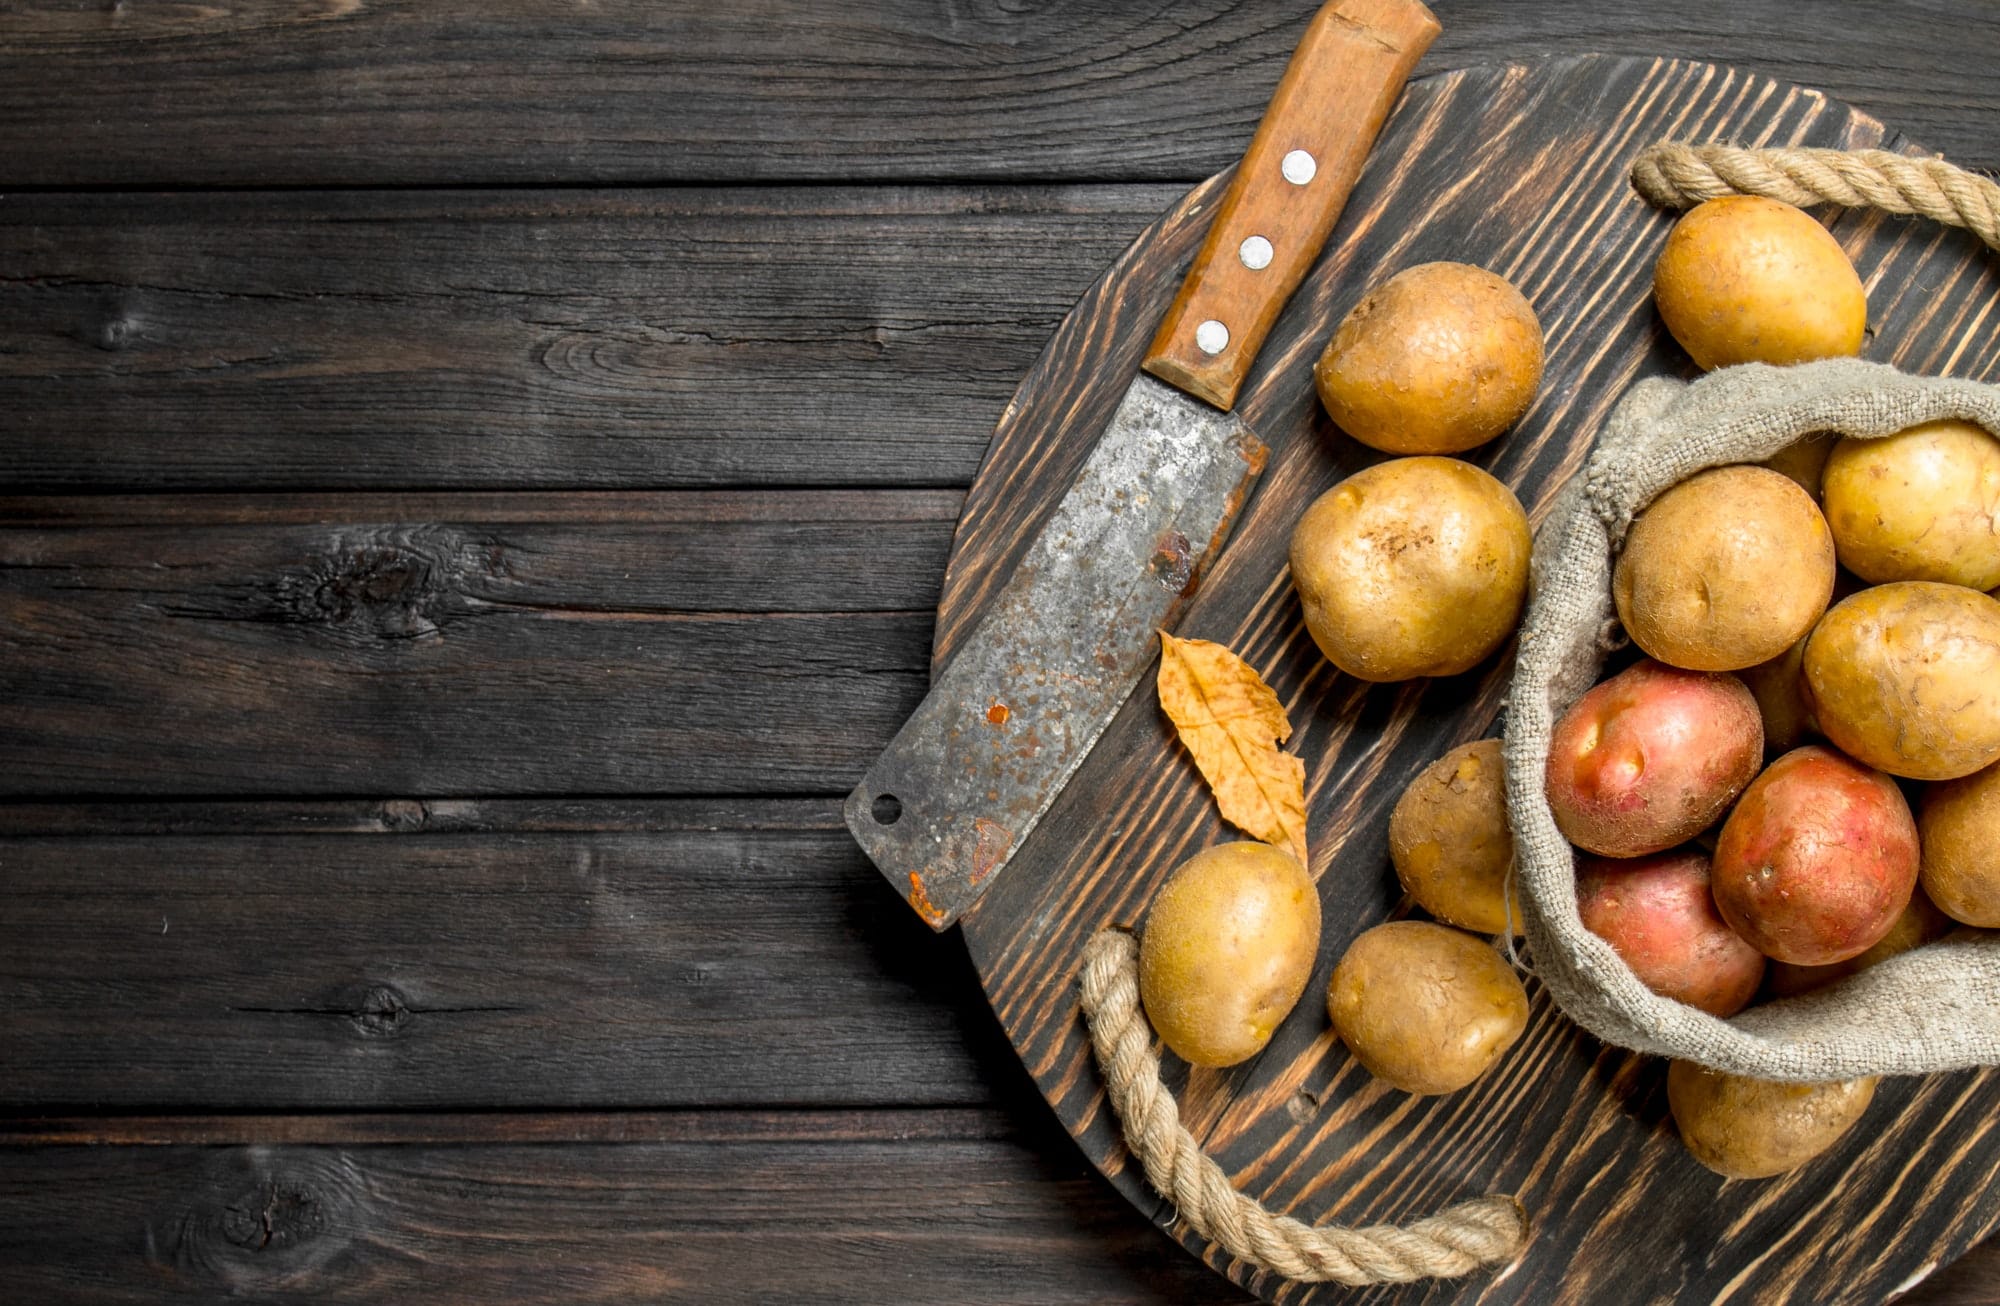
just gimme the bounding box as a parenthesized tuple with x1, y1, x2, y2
(871, 794, 903, 825)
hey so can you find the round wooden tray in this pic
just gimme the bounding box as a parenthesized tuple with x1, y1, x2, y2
(936, 53, 2000, 1305)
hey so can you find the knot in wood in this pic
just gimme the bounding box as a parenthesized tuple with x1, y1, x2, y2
(221, 1175, 328, 1252)
(352, 983, 409, 1037)
(310, 544, 439, 636)
(248, 524, 501, 642)
(159, 1150, 361, 1291)
(96, 312, 141, 351)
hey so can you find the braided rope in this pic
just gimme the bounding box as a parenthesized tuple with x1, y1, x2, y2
(1076, 929, 1527, 1285)
(1631, 142, 2000, 252)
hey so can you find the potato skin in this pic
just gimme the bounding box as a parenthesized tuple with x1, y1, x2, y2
(1389, 739, 1519, 935)
(1736, 573, 1864, 755)
(1289, 457, 1531, 682)
(1822, 419, 2000, 589)
(1576, 850, 1765, 1017)
(1652, 195, 1867, 370)
(1314, 262, 1544, 455)
(1612, 465, 1836, 672)
(1803, 582, 2000, 781)
(1138, 843, 1320, 1068)
(1327, 920, 1528, 1095)
(1921, 761, 2000, 926)
(1712, 745, 1919, 965)
(1544, 659, 1764, 858)
(1667, 1061, 1876, 1179)
(1762, 431, 1837, 502)
(1766, 883, 1951, 997)
(1737, 636, 1815, 755)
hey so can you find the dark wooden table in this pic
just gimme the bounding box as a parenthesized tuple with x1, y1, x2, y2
(2, 4, 1998, 1302)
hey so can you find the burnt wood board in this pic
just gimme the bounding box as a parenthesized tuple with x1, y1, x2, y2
(941, 54, 2000, 1305)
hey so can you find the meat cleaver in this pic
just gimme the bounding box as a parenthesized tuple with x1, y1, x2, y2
(847, 0, 1440, 930)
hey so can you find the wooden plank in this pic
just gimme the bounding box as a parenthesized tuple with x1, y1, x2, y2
(0, 492, 951, 794)
(0, 2, 1994, 187)
(0, 1105, 1983, 1304)
(0, 794, 837, 838)
(0, 1109, 1248, 1305)
(0, 1107, 1008, 1147)
(0, 187, 1170, 491)
(947, 55, 2000, 1306)
(0, 798, 1015, 1109)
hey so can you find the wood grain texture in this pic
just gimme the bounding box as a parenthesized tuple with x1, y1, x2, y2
(1917, 1242, 2000, 1306)
(0, 188, 1172, 491)
(0, 492, 953, 794)
(0, 798, 1015, 1109)
(0, 2, 1995, 187)
(946, 55, 2000, 1304)
(6, 6, 2000, 1303)
(0, 1109, 1242, 1305)
(1142, 0, 1437, 409)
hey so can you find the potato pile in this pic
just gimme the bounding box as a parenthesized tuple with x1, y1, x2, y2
(1132, 194, 2000, 1185)
(1291, 261, 1541, 683)
(1140, 260, 1548, 1086)
(1537, 195, 2000, 1179)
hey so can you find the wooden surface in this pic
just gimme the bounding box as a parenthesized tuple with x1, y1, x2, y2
(4, 3, 2000, 1302)
(947, 53, 2000, 1304)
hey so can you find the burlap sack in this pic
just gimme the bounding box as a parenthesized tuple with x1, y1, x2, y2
(1504, 356, 2000, 1081)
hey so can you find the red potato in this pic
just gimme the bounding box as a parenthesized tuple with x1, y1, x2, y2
(1765, 883, 1951, 997)
(1576, 850, 1765, 1017)
(1712, 745, 1920, 966)
(1545, 659, 1765, 857)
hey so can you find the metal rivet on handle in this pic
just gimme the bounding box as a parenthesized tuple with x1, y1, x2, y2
(1238, 235, 1273, 270)
(1194, 320, 1229, 355)
(1281, 149, 1317, 185)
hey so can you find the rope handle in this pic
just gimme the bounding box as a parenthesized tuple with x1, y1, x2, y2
(1076, 930, 1527, 1286)
(1630, 141, 2000, 251)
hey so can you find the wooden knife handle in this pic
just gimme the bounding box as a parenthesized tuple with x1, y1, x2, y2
(1141, 0, 1439, 411)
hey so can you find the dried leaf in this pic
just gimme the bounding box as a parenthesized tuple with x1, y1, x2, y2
(1157, 632, 1307, 866)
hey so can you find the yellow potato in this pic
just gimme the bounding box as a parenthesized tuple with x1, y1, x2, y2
(1388, 739, 1521, 935)
(1613, 464, 1836, 671)
(1138, 842, 1320, 1068)
(1822, 419, 2000, 589)
(1736, 571, 1867, 754)
(1761, 431, 1837, 502)
(1314, 262, 1544, 455)
(1289, 457, 1531, 682)
(1326, 920, 1528, 1095)
(1652, 195, 1867, 370)
(1803, 582, 2000, 780)
(1921, 761, 2000, 925)
(1667, 1061, 1876, 1179)
(1736, 636, 1814, 755)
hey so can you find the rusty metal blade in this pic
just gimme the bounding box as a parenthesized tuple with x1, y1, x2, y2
(844, 373, 1268, 930)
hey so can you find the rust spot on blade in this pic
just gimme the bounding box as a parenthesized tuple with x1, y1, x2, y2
(986, 701, 1010, 726)
(1149, 530, 1194, 594)
(1234, 427, 1270, 474)
(1169, 427, 1271, 606)
(907, 872, 948, 929)
(971, 818, 1014, 886)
